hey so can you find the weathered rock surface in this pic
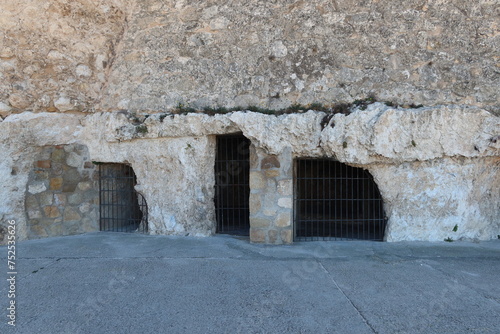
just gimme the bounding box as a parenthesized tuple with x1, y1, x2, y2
(1, 0, 499, 115)
(0, 105, 498, 243)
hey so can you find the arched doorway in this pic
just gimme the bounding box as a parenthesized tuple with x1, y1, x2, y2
(294, 159, 386, 241)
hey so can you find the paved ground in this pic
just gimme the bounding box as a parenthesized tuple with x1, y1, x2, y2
(1, 232, 499, 334)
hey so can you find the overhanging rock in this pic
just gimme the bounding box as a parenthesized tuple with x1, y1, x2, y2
(0, 104, 498, 244)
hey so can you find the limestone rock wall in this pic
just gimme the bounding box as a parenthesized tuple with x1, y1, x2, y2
(0, 0, 129, 117)
(0, 105, 498, 244)
(1, 0, 499, 117)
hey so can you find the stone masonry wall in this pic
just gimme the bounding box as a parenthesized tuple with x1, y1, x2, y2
(25, 144, 99, 238)
(249, 147, 294, 244)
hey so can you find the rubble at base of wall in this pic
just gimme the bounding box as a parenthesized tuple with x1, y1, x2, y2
(0, 103, 498, 244)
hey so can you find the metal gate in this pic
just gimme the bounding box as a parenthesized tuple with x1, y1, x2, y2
(215, 134, 250, 235)
(99, 163, 148, 233)
(294, 159, 385, 241)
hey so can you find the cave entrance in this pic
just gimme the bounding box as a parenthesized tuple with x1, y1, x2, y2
(99, 163, 148, 233)
(294, 159, 385, 241)
(215, 134, 251, 235)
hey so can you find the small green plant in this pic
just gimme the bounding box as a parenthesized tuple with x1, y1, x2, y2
(159, 113, 168, 122)
(409, 103, 424, 109)
(452, 224, 458, 232)
(91, 161, 103, 165)
(342, 141, 348, 149)
(411, 140, 417, 147)
(308, 102, 325, 111)
(136, 125, 148, 134)
(444, 237, 453, 242)
(185, 143, 192, 150)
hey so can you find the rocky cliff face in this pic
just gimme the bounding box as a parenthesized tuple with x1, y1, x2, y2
(0, 104, 498, 243)
(1, 0, 499, 117)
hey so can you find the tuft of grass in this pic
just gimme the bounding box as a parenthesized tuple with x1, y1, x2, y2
(444, 237, 454, 242)
(452, 224, 458, 232)
(342, 141, 348, 149)
(135, 125, 148, 134)
(411, 140, 417, 147)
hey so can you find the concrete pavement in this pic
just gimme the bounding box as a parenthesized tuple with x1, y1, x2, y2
(1, 232, 499, 333)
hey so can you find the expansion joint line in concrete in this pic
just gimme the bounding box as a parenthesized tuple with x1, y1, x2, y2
(318, 260, 378, 334)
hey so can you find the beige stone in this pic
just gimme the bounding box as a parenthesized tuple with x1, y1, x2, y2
(54, 194, 66, 206)
(250, 229, 266, 243)
(262, 207, 277, 217)
(264, 169, 280, 178)
(276, 212, 291, 228)
(268, 230, 278, 244)
(249, 171, 266, 189)
(39, 193, 53, 206)
(261, 156, 280, 169)
(44, 206, 60, 218)
(277, 179, 292, 196)
(51, 149, 65, 162)
(77, 181, 92, 191)
(250, 217, 272, 229)
(49, 177, 63, 191)
(278, 198, 293, 209)
(280, 230, 293, 244)
(64, 207, 81, 221)
(28, 210, 42, 219)
(249, 193, 261, 215)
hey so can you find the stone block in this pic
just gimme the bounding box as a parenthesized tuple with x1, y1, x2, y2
(39, 193, 54, 206)
(250, 171, 266, 189)
(54, 193, 67, 206)
(250, 217, 272, 228)
(278, 197, 293, 209)
(29, 224, 48, 238)
(261, 155, 280, 169)
(28, 182, 47, 194)
(36, 160, 51, 169)
(46, 222, 64, 236)
(268, 229, 278, 243)
(51, 162, 64, 176)
(51, 149, 66, 162)
(249, 145, 259, 169)
(280, 229, 293, 244)
(63, 168, 82, 184)
(50, 177, 63, 190)
(44, 206, 60, 218)
(276, 212, 291, 227)
(63, 182, 78, 193)
(249, 193, 261, 215)
(68, 193, 83, 205)
(250, 229, 266, 243)
(263, 206, 277, 217)
(81, 217, 99, 233)
(34, 170, 49, 181)
(264, 169, 280, 178)
(67, 152, 84, 168)
(277, 179, 293, 196)
(77, 181, 92, 191)
(64, 207, 82, 221)
(27, 209, 42, 219)
(79, 202, 91, 213)
(25, 194, 39, 210)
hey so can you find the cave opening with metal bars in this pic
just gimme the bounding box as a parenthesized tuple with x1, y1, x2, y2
(215, 134, 251, 235)
(99, 163, 148, 233)
(294, 159, 386, 241)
